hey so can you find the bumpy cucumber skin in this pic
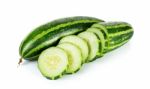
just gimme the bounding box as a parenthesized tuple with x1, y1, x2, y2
(20, 16, 104, 60)
(92, 22, 134, 53)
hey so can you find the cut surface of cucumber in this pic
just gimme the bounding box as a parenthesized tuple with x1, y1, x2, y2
(86, 27, 105, 56)
(91, 23, 109, 53)
(38, 47, 68, 80)
(59, 35, 89, 63)
(57, 43, 82, 74)
(78, 31, 99, 62)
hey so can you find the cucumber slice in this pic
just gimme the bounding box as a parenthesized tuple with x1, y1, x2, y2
(91, 23, 109, 53)
(78, 31, 99, 62)
(59, 35, 89, 63)
(38, 47, 68, 80)
(86, 27, 105, 57)
(57, 43, 82, 74)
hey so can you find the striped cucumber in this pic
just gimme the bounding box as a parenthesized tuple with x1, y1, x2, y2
(19, 16, 134, 79)
(92, 22, 134, 53)
(37, 22, 134, 79)
(19, 16, 104, 62)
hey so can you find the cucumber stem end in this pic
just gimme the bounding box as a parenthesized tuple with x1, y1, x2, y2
(17, 58, 23, 67)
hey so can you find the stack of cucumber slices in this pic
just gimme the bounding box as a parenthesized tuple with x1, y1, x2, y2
(19, 16, 134, 80)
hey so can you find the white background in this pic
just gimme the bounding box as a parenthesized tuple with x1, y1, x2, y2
(0, 0, 150, 89)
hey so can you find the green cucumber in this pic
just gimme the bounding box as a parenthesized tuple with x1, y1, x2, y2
(91, 22, 134, 52)
(57, 43, 82, 74)
(86, 27, 105, 57)
(78, 31, 99, 62)
(19, 16, 103, 61)
(19, 16, 134, 80)
(91, 24, 109, 53)
(59, 35, 89, 63)
(38, 47, 68, 80)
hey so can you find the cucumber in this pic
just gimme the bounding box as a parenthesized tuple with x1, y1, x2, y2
(38, 47, 68, 80)
(57, 43, 82, 74)
(86, 27, 105, 57)
(37, 21, 134, 79)
(59, 35, 89, 63)
(19, 16, 103, 61)
(92, 22, 134, 52)
(91, 23, 109, 53)
(78, 31, 99, 62)
(19, 16, 134, 80)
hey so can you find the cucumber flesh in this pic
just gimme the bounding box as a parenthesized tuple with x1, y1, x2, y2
(78, 31, 99, 62)
(38, 47, 68, 80)
(59, 35, 89, 63)
(86, 27, 105, 57)
(91, 23, 109, 53)
(57, 43, 82, 74)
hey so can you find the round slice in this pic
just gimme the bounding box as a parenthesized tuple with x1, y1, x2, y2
(91, 23, 109, 53)
(57, 43, 82, 74)
(86, 27, 105, 57)
(38, 47, 68, 80)
(59, 35, 89, 63)
(78, 31, 99, 62)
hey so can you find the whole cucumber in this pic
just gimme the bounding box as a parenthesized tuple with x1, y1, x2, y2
(19, 16, 103, 62)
